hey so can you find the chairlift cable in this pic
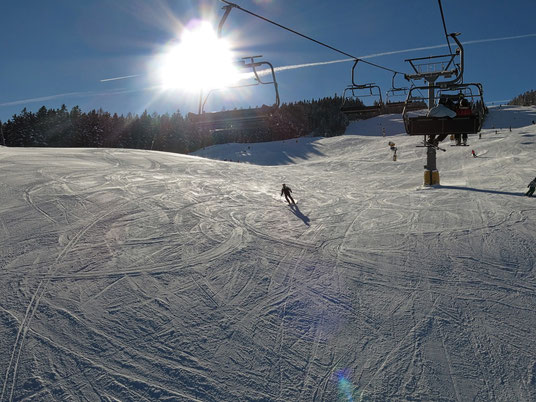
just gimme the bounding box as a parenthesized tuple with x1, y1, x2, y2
(437, 0, 452, 54)
(218, 0, 405, 75)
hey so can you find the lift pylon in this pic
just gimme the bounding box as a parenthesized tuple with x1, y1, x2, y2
(403, 32, 465, 186)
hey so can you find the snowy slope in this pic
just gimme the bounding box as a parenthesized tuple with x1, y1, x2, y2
(1, 106, 536, 401)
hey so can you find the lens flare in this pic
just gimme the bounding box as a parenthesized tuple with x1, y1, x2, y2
(158, 20, 239, 92)
(334, 369, 364, 401)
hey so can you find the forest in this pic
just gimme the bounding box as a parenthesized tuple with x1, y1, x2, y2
(508, 89, 536, 106)
(2, 88, 530, 154)
(0, 96, 354, 154)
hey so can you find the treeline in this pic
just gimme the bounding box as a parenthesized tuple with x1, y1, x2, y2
(508, 90, 536, 106)
(0, 95, 356, 154)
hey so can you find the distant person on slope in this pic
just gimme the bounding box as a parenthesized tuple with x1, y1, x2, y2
(526, 177, 536, 197)
(471, 149, 477, 158)
(281, 184, 296, 205)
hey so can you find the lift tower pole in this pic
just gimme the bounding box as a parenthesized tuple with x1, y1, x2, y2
(426, 77, 437, 177)
(404, 32, 464, 186)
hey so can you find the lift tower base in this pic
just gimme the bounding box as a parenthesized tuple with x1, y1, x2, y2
(424, 140, 440, 186)
(424, 170, 440, 186)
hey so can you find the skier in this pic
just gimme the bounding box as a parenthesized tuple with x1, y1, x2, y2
(281, 184, 296, 205)
(389, 141, 398, 160)
(471, 149, 477, 158)
(526, 177, 536, 197)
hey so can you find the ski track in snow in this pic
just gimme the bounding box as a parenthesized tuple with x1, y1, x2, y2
(0, 106, 536, 400)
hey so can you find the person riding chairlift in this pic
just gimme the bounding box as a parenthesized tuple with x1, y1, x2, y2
(427, 96, 456, 118)
(456, 97, 472, 116)
(427, 96, 455, 146)
(455, 97, 472, 145)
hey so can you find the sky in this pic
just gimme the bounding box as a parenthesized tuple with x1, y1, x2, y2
(1, 0, 535, 121)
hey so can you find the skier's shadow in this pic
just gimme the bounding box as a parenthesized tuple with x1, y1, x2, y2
(439, 185, 524, 197)
(289, 204, 310, 226)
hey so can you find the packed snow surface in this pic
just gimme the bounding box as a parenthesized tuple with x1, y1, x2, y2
(1, 106, 536, 401)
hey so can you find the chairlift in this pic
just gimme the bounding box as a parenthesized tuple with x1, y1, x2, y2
(402, 32, 486, 137)
(340, 59, 383, 120)
(402, 82, 485, 136)
(188, 5, 280, 133)
(384, 73, 426, 114)
(189, 55, 280, 133)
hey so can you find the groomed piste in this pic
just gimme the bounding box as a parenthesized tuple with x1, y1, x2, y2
(1, 105, 536, 400)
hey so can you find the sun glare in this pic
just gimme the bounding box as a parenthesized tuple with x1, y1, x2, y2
(159, 21, 239, 92)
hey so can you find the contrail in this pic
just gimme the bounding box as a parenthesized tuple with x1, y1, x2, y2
(100, 74, 141, 82)
(361, 32, 536, 59)
(0, 92, 92, 107)
(1, 33, 532, 108)
(462, 32, 536, 45)
(97, 32, 536, 82)
(0, 87, 161, 108)
(270, 33, 536, 75)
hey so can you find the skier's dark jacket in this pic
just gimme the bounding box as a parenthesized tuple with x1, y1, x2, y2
(281, 186, 292, 196)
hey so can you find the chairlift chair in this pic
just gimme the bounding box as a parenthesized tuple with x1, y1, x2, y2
(189, 6, 281, 133)
(340, 59, 383, 120)
(189, 56, 280, 133)
(402, 82, 485, 136)
(384, 87, 410, 114)
(402, 32, 486, 137)
(385, 91, 427, 114)
(384, 73, 426, 114)
(341, 84, 384, 119)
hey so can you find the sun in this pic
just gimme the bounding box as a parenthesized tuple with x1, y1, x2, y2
(158, 21, 239, 92)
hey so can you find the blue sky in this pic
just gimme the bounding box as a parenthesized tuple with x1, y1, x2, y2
(1, 0, 535, 121)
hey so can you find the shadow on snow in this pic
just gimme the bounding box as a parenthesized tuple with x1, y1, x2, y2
(193, 137, 326, 166)
(439, 185, 525, 197)
(289, 204, 310, 226)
